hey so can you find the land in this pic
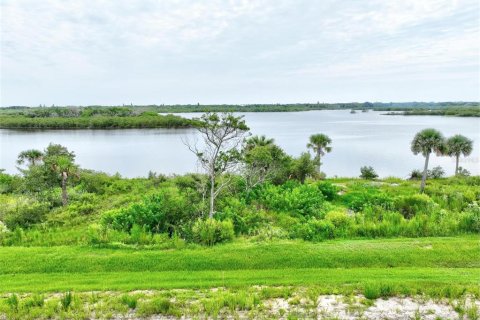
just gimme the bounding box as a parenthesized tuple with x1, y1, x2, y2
(1, 169, 479, 318)
(0, 102, 478, 129)
(384, 107, 480, 117)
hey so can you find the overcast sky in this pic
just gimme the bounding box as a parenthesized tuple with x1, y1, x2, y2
(1, 0, 479, 106)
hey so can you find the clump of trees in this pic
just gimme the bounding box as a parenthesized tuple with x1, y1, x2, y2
(411, 129, 474, 192)
(16, 144, 78, 206)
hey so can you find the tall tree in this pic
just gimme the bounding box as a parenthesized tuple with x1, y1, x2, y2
(307, 134, 332, 174)
(17, 149, 43, 166)
(445, 134, 473, 175)
(42, 144, 78, 206)
(186, 113, 249, 218)
(411, 129, 445, 193)
(291, 152, 317, 183)
(243, 139, 290, 188)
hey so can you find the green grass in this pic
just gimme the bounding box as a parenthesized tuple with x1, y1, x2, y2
(1, 268, 478, 293)
(1, 237, 479, 274)
(0, 236, 478, 293)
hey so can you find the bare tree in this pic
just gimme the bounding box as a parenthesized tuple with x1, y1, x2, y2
(185, 112, 249, 218)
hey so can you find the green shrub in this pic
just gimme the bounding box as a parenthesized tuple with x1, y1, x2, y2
(253, 182, 326, 217)
(395, 194, 436, 219)
(325, 210, 351, 228)
(459, 202, 480, 233)
(360, 166, 378, 180)
(120, 294, 138, 309)
(0, 220, 8, 234)
(137, 297, 179, 316)
(428, 166, 445, 179)
(102, 187, 196, 234)
(0, 172, 21, 194)
(0, 197, 50, 229)
(315, 181, 339, 201)
(342, 185, 393, 212)
(192, 218, 234, 246)
(292, 218, 335, 241)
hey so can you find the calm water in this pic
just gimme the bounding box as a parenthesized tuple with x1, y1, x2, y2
(1, 110, 479, 178)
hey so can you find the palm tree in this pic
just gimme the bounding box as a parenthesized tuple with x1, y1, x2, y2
(43, 144, 77, 206)
(51, 155, 77, 206)
(445, 134, 473, 175)
(307, 133, 332, 174)
(245, 135, 274, 151)
(17, 149, 43, 166)
(411, 128, 445, 193)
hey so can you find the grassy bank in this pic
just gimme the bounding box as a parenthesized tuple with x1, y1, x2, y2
(1, 267, 478, 293)
(1, 237, 479, 274)
(0, 236, 478, 293)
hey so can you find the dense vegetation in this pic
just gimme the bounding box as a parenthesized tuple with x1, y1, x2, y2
(1, 103, 477, 130)
(384, 107, 480, 117)
(0, 107, 194, 129)
(0, 114, 478, 246)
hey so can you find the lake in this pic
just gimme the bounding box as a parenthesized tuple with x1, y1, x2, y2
(1, 110, 479, 178)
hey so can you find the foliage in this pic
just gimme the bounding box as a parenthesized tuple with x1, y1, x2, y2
(341, 184, 393, 212)
(394, 194, 436, 219)
(251, 182, 327, 217)
(290, 152, 317, 183)
(360, 166, 378, 180)
(102, 187, 196, 234)
(192, 218, 235, 246)
(0, 113, 194, 129)
(307, 133, 332, 174)
(428, 166, 445, 179)
(0, 197, 50, 229)
(459, 202, 480, 233)
(411, 128, 446, 192)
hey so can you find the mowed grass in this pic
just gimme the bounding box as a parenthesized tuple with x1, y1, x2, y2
(0, 236, 478, 294)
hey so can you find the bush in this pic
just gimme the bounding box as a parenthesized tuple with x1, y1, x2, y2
(409, 169, 423, 180)
(0, 197, 50, 229)
(342, 185, 393, 212)
(192, 218, 234, 246)
(102, 187, 195, 235)
(315, 181, 339, 201)
(292, 218, 335, 241)
(459, 202, 480, 233)
(360, 166, 378, 180)
(138, 297, 179, 316)
(325, 210, 350, 229)
(428, 166, 445, 179)
(253, 182, 326, 217)
(395, 194, 436, 219)
(0, 220, 9, 234)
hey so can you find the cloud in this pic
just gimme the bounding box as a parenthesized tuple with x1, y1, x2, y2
(1, 0, 479, 105)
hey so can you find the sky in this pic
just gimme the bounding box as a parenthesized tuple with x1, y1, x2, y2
(1, 0, 479, 106)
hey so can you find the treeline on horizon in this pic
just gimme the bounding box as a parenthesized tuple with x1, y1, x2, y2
(2, 101, 479, 113)
(0, 102, 478, 129)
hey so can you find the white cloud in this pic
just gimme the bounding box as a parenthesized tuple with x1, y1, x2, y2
(0, 0, 479, 105)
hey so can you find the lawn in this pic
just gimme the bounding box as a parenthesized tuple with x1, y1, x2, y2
(1, 236, 478, 294)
